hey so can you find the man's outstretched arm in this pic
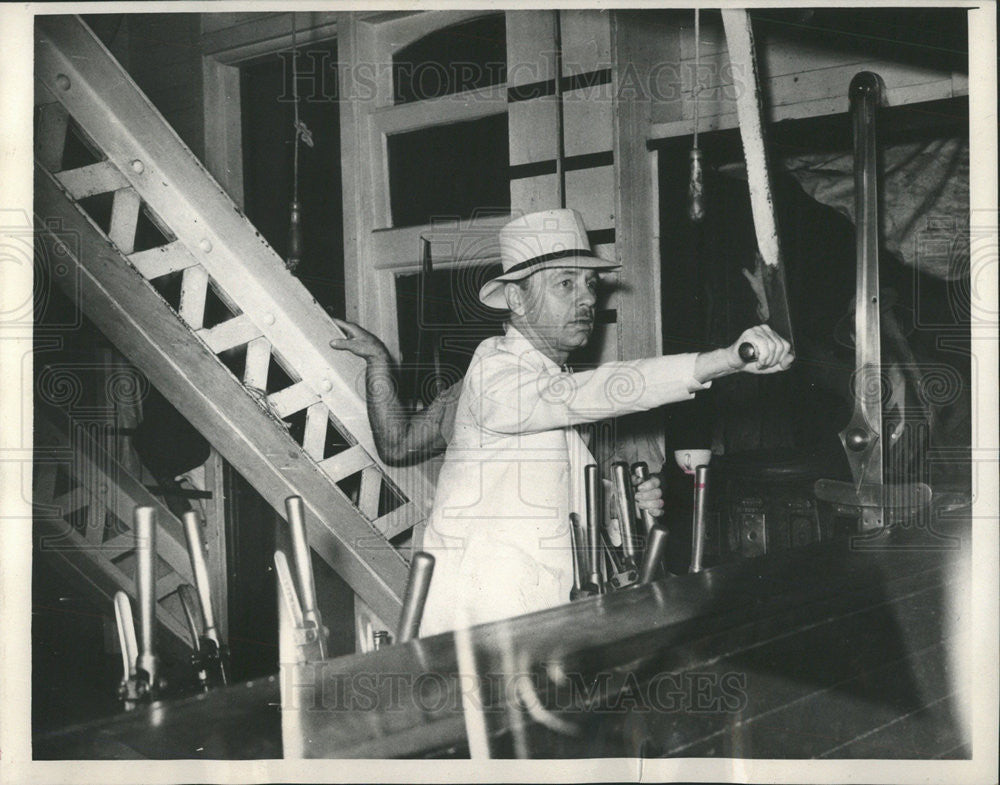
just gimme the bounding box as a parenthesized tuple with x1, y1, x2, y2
(329, 318, 457, 465)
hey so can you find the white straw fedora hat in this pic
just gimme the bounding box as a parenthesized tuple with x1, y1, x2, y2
(478, 208, 620, 310)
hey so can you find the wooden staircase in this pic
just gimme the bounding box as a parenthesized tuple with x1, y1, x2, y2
(34, 15, 434, 628)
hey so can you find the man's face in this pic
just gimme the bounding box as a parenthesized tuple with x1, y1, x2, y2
(514, 267, 599, 356)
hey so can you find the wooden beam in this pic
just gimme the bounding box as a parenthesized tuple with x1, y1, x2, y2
(36, 166, 410, 625)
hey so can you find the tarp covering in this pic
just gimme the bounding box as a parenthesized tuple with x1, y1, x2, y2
(780, 136, 969, 280)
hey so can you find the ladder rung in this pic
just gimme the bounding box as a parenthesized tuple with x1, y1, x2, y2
(267, 381, 319, 420)
(108, 187, 141, 255)
(301, 402, 329, 461)
(243, 336, 271, 390)
(357, 467, 382, 520)
(178, 265, 210, 330)
(318, 444, 373, 483)
(56, 161, 128, 199)
(197, 314, 262, 355)
(373, 502, 418, 540)
(128, 241, 198, 279)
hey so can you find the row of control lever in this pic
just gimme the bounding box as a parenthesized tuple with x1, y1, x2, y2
(569, 461, 710, 600)
(114, 507, 229, 710)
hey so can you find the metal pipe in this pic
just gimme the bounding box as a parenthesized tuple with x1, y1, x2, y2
(639, 525, 670, 584)
(134, 506, 158, 685)
(113, 590, 137, 679)
(182, 511, 219, 645)
(285, 496, 326, 659)
(397, 552, 435, 643)
(568, 514, 584, 600)
(177, 584, 202, 653)
(690, 466, 709, 573)
(611, 462, 640, 563)
(284, 497, 318, 619)
(584, 464, 605, 594)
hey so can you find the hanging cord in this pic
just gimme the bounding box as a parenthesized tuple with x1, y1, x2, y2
(688, 8, 705, 222)
(553, 10, 566, 209)
(286, 14, 310, 272)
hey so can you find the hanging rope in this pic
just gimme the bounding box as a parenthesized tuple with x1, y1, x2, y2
(688, 8, 705, 222)
(286, 14, 312, 272)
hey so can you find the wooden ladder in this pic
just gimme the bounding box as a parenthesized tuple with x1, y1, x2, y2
(34, 15, 433, 627)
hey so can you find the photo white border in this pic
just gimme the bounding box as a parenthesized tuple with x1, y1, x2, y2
(2, 2, 996, 783)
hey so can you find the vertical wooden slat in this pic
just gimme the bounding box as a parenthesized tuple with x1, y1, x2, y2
(357, 466, 382, 520)
(244, 336, 271, 391)
(302, 402, 329, 461)
(36, 101, 70, 171)
(179, 265, 210, 330)
(108, 187, 142, 255)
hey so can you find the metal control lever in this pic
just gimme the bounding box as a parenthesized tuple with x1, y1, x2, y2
(134, 506, 161, 696)
(181, 511, 229, 687)
(114, 507, 164, 709)
(274, 551, 326, 663)
(397, 552, 435, 644)
(638, 525, 670, 584)
(690, 466, 709, 573)
(610, 462, 641, 588)
(177, 584, 207, 690)
(284, 496, 328, 660)
(631, 462, 657, 535)
(569, 513, 597, 599)
(583, 465, 606, 595)
(113, 590, 144, 710)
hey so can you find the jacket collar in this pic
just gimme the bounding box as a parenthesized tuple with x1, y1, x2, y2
(501, 324, 563, 373)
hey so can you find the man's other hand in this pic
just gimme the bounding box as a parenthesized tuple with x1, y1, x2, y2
(730, 324, 794, 374)
(633, 471, 664, 518)
(329, 318, 391, 363)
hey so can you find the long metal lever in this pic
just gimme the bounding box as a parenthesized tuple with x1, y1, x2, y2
(134, 506, 159, 690)
(813, 71, 931, 531)
(611, 462, 641, 568)
(113, 590, 138, 680)
(584, 465, 605, 595)
(690, 466, 709, 573)
(182, 512, 220, 645)
(181, 511, 230, 686)
(639, 525, 670, 584)
(283, 496, 327, 660)
(113, 590, 144, 710)
(397, 552, 435, 644)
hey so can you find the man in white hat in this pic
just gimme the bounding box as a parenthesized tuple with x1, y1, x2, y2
(332, 208, 793, 635)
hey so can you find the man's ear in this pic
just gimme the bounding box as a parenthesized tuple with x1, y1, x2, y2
(505, 281, 526, 317)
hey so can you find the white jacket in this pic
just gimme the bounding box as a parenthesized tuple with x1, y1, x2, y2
(419, 326, 709, 636)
